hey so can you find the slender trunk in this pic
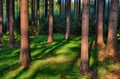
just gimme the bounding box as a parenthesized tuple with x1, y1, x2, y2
(106, 0, 119, 55)
(45, 0, 48, 17)
(96, 0, 105, 48)
(0, 0, 3, 42)
(31, 0, 35, 35)
(47, 0, 53, 43)
(36, 0, 40, 26)
(20, 0, 31, 68)
(80, 0, 89, 74)
(6, 0, 9, 34)
(65, 0, 71, 40)
(94, 0, 97, 22)
(9, 0, 15, 44)
(78, 0, 81, 21)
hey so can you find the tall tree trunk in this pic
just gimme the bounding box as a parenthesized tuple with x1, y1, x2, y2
(20, 0, 31, 68)
(45, 0, 48, 17)
(0, 0, 3, 42)
(96, 0, 105, 48)
(47, 0, 53, 43)
(74, 0, 76, 16)
(80, 0, 89, 74)
(31, 0, 35, 35)
(65, 0, 67, 14)
(6, 0, 9, 34)
(36, 0, 40, 26)
(65, 0, 71, 40)
(9, 0, 15, 44)
(78, 0, 81, 21)
(106, 0, 119, 56)
(94, 0, 97, 22)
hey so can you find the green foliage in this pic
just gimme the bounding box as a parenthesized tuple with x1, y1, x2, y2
(1, 34, 120, 79)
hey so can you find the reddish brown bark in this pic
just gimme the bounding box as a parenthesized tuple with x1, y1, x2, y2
(0, 0, 3, 42)
(106, 0, 119, 55)
(20, 0, 31, 68)
(9, 0, 15, 44)
(65, 0, 71, 40)
(47, 0, 53, 43)
(96, 0, 105, 48)
(80, 0, 89, 74)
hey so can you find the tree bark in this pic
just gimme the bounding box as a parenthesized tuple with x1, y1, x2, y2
(20, 0, 31, 68)
(47, 0, 54, 43)
(31, 0, 35, 35)
(65, 0, 71, 40)
(6, 0, 9, 34)
(106, 0, 119, 55)
(9, 0, 15, 44)
(36, 0, 40, 26)
(80, 0, 89, 74)
(96, 0, 105, 48)
(0, 0, 3, 42)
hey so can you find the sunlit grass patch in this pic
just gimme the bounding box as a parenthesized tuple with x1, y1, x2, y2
(0, 33, 119, 79)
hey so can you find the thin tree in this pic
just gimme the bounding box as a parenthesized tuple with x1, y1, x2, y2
(80, 0, 89, 74)
(31, 0, 35, 35)
(47, 0, 54, 43)
(45, 0, 48, 17)
(78, 0, 81, 21)
(65, 0, 71, 40)
(36, 0, 40, 26)
(96, 0, 105, 48)
(9, 0, 15, 44)
(20, 0, 31, 67)
(6, 0, 9, 34)
(105, 0, 119, 56)
(0, 0, 3, 42)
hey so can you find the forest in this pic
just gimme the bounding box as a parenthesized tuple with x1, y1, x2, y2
(0, 0, 120, 79)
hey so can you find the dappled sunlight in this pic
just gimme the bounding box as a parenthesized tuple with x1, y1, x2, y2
(1, 67, 24, 79)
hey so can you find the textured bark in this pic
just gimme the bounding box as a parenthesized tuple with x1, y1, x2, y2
(20, 0, 31, 68)
(47, 0, 53, 43)
(0, 0, 3, 42)
(106, 0, 119, 55)
(36, 0, 40, 26)
(9, 0, 15, 44)
(65, 0, 71, 40)
(80, 0, 89, 74)
(96, 0, 105, 48)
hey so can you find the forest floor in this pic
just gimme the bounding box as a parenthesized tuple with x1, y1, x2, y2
(0, 33, 120, 79)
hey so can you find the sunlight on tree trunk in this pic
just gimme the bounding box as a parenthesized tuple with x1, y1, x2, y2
(65, 0, 71, 40)
(105, 0, 119, 56)
(20, 0, 31, 68)
(47, 0, 53, 43)
(80, 0, 89, 75)
(96, 0, 105, 48)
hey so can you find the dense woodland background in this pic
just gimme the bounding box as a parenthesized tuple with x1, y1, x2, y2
(0, 0, 120, 79)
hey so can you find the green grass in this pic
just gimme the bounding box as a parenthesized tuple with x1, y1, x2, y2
(0, 33, 120, 79)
